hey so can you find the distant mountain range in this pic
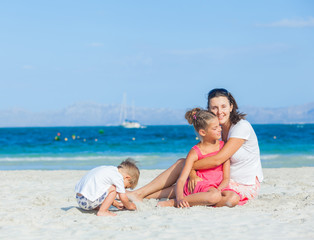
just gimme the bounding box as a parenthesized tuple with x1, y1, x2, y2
(0, 102, 313, 127)
(242, 102, 314, 124)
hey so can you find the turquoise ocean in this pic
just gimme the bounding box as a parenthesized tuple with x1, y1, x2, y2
(0, 124, 313, 170)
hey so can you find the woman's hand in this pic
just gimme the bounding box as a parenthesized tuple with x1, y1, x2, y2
(176, 198, 190, 208)
(188, 170, 203, 193)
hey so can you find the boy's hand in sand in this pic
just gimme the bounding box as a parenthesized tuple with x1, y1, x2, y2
(176, 199, 190, 208)
(127, 202, 137, 210)
(188, 170, 203, 193)
(112, 200, 124, 210)
(119, 193, 137, 210)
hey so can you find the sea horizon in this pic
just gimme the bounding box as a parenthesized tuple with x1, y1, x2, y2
(1, 124, 313, 171)
(1, 122, 314, 129)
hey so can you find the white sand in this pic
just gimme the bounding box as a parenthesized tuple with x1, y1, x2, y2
(1, 168, 314, 240)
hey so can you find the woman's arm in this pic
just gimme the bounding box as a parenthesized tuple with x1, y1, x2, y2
(175, 149, 198, 208)
(217, 159, 230, 191)
(193, 138, 245, 170)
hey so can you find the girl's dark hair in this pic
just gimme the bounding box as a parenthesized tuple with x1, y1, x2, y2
(185, 108, 216, 132)
(207, 88, 246, 125)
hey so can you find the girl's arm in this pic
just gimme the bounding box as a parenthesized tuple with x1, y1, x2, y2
(217, 159, 230, 191)
(118, 193, 137, 210)
(175, 149, 198, 208)
(188, 169, 203, 193)
(193, 138, 245, 170)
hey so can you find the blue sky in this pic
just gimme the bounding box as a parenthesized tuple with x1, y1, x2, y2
(1, 1, 313, 112)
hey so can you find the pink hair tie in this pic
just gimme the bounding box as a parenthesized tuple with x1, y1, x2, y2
(193, 114, 197, 120)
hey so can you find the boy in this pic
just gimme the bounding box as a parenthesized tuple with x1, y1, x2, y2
(75, 158, 140, 216)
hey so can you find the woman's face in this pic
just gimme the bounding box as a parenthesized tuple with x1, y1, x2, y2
(209, 96, 233, 126)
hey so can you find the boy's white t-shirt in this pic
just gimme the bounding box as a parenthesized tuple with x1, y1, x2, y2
(75, 166, 125, 202)
(228, 119, 264, 185)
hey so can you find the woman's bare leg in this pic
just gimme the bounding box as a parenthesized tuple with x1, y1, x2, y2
(146, 185, 176, 199)
(127, 158, 185, 201)
(214, 191, 240, 207)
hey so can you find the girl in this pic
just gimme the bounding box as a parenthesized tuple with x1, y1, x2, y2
(157, 108, 237, 208)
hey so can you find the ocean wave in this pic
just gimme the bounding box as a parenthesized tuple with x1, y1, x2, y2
(1, 153, 313, 170)
(0, 156, 121, 162)
(0, 154, 177, 162)
(261, 155, 281, 160)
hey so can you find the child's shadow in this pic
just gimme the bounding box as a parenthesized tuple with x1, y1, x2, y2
(61, 206, 119, 215)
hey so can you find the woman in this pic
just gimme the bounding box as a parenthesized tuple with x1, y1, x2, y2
(128, 88, 263, 207)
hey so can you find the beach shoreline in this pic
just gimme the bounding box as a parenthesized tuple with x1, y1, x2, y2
(1, 168, 314, 239)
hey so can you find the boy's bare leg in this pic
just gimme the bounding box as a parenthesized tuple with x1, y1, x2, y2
(127, 158, 185, 201)
(97, 186, 117, 216)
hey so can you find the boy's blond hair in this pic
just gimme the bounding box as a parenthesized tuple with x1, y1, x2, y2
(118, 158, 140, 189)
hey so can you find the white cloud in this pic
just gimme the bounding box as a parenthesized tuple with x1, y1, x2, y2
(22, 65, 34, 70)
(167, 44, 289, 59)
(167, 48, 230, 59)
(257, 17, 314, 27)
(117, 54, 153, 67)
(89, 42, 104, 47)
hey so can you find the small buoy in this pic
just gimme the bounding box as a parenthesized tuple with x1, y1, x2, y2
(72, 134, 76, 140)
(83, 139, 86, 142)
(196, 137, 199, 140)
(54, 136, 60, 141)
(99, 129, 104, 134)
(95, 138, 98, 142)
(57, 132, 61, 136)
(132, 137, 136, 141)
(64, 138, 68, 141)
(273, 136, 277, 139)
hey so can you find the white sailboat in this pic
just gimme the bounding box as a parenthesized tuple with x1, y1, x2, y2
(119, 94, 142, 128)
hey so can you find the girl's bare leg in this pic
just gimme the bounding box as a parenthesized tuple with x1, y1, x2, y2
(214, 191, 240, 207)
(127, 158, 185, 201)
(183, 188, 222, 207)
(97, 186, 117, 216)
(158, 188, 222, 207)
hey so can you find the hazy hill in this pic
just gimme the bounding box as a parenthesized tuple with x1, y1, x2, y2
(242, 102, 314, 124)
(0, 102, 313, 127)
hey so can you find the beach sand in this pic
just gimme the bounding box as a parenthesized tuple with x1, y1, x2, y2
(1, 168, 314, 240)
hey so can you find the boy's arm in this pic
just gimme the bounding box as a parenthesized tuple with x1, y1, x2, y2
(118, 193, 137, 210)
(217, 159, 231, 191)
(112, 200, 124, 209)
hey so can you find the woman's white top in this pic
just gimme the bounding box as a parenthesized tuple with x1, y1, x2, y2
(75, 166, 125, 201)
(228, 119, 264, 185)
